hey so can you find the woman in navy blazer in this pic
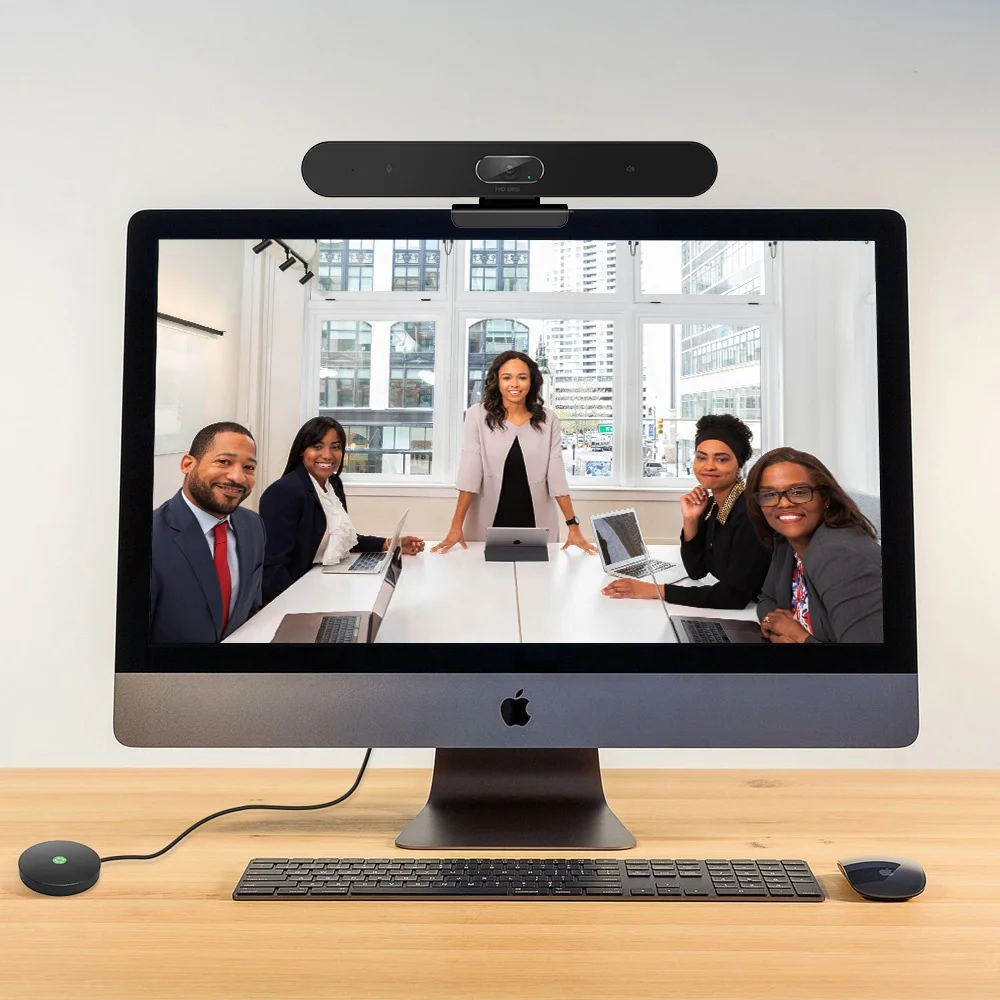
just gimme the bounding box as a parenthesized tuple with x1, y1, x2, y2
(258, 417, 424, 605)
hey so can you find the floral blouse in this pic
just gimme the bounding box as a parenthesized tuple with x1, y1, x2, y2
(791, 553, 813, 635)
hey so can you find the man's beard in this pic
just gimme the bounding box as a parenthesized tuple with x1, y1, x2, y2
(187, 474, 245, 517)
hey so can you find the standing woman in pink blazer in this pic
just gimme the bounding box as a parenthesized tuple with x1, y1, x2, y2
(432, 351, 597, 554)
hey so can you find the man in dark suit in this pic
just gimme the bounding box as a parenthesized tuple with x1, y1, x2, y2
(151, 422, 265, 643)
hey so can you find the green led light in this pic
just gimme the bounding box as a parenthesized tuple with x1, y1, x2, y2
(52, 856, 67, 864)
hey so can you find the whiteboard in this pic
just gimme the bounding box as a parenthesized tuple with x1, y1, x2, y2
(154, 318, 218, 455)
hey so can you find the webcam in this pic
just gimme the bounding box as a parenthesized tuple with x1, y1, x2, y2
(475, 155, 545, 185)
(300, 141, 717, 229)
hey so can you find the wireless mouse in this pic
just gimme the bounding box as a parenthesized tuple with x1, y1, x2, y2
(18, 840, 101, 896)
(838, 855, 926, 902)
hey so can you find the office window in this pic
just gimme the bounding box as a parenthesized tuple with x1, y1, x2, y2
(317, 240, 375, 292)
(322, 320, 372, 355)
(388, 321, 435, 409)
(392, 239, 441, 291)
(316, 240, 445, 295)
(320, 367, 370, 408)
(469, 240, 530, 291)
(643, 322, 761, 480)
(641, 240, 768, 296)
(681, 323, 761, 376)
(466, 240, 616, 293)
(339, 422, 434, 476)
(320, 321, 372, 408)
(319, 319, 436, 477)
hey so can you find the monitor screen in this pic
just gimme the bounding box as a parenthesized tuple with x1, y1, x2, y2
(115, 209, 917, 756)
(592, 511, 648, 566)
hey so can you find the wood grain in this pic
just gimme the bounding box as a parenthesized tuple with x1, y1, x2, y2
(2, 768, 999, 1000)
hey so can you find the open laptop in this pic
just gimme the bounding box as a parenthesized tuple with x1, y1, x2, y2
(272, 547, 403, 644)
(322, 510, 408, 574)
(591, 508, 676, 580)
(650, 571, 768, 644)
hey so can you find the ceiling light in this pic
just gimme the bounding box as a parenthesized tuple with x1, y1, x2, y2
(252, 239, 273, 254)
(299, 270, 315, 284)
(278, 253, 296, 271)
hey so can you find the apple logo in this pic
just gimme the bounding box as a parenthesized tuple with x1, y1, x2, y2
(500, 689, 531, 727)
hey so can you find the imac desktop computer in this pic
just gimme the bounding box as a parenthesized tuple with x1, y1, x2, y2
(114, 143, 917, 851)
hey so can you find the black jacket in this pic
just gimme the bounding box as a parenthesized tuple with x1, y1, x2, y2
(258, 463, 384, 605)
(661, 492, 771, 609)
(755, 524, 883, 643)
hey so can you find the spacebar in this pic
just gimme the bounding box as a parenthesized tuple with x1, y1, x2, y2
(349, 885, 508, 896)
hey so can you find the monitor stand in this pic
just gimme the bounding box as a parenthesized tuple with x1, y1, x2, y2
(395, 748, 636, 850)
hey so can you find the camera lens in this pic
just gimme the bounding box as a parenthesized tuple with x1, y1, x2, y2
(476, 155, 544, 185)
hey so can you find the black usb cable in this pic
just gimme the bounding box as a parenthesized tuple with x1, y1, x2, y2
(100, 748, 373, 863)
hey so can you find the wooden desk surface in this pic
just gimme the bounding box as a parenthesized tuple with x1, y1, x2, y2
(3, 768, 999, 999)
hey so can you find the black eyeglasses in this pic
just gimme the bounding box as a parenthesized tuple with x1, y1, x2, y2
(754, 486, 820, 507)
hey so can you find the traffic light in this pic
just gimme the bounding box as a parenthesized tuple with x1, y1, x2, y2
(656, 418, 663, 435)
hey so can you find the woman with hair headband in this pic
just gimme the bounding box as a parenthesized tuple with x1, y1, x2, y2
(433, 350, 597, 554)
(746, 447, 882, 643)
(602, 413, 770, 608)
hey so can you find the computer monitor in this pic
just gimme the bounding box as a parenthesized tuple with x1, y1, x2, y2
(115, 206, 917, 849)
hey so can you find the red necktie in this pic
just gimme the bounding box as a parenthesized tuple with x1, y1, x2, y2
(213, 521, 232, 634)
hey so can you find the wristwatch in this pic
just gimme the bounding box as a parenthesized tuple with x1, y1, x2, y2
(565, 516, 580, 527)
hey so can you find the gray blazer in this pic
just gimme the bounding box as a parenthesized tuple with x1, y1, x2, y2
(756, 524, 883, 643)
(455, 404, 571, 541)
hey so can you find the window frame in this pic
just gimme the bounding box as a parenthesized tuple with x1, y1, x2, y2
(309, 238, 451, 305)
(305, 240, 781, 492)
(633, 239, 776, 306)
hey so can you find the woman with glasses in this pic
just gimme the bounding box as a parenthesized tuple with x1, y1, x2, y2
(602, 413, 771, 608)
(745, 447, 882, 643)
(258, 416, 425, 605)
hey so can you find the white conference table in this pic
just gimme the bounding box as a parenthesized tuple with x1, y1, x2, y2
(226, 543, 759, 644)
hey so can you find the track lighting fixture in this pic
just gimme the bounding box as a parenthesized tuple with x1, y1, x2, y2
(252, 238, 315, 284)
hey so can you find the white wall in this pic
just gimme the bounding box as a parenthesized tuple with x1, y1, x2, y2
(1, 0, 998, 769)
(780, 241, 879, 493)
(153, 239, 246, 506)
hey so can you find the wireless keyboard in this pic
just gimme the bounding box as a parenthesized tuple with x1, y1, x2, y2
(233, 857, 825, 900)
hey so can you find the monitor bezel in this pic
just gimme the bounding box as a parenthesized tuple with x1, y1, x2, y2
(118, 208, 915, 681)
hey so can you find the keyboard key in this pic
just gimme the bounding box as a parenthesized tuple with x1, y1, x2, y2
(793, 884, 823, 897)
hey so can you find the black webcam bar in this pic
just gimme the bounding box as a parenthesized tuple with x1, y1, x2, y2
(301, 141, 717, 199)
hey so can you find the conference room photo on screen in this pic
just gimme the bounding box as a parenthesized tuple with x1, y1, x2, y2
(148, 234, 884, 649)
